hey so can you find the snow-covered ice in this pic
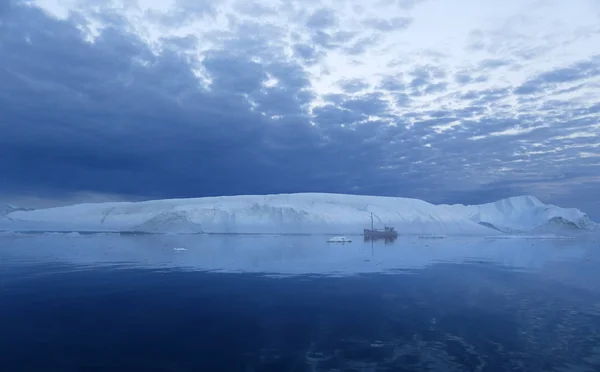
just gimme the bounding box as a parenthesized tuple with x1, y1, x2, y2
(441, 195, 595, 233)
(0, 193, 596, 235)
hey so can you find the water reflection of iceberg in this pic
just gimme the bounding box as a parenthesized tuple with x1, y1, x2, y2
(0, 234, 593, 278)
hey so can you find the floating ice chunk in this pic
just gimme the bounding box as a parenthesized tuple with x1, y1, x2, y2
(327, 236, 352, 243)
(419, 234, 447, 239)
(173, 247, 187, 251)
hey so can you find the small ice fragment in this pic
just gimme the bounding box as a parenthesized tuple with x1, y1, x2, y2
(173, 247, 187, 251)
(418, 234, 446, 239)
(327, 236, 352, 243)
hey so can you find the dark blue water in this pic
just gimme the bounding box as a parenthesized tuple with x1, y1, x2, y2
(1, 234, 600, 371)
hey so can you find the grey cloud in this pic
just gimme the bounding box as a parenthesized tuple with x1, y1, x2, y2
(454, 106, 486, 118)
(454, 72, 488, 85)
(479, 58, 514, 69)
(293, 44, 322, 63)
(422, 82, 447, 95)
(341, 93, 390, 116)
(363, 17, 413, 32)
(312, 93, 391, 125)
(516, 57, 600, 96)
(160, 35, 198, 50)
(306, 8, 337, 29)
(379, 76, 405, 92)
(203, 52, 267, 94)
(375, 0, 428, 10)
(234, 1, 277, 16)
(407, 65, 448, 95)
(311, 105, 362, 126)
(311, 30, 355, 49)
(344, 36, 378, 55)
(466, 29, 486, 51)
(146, 0, 216, 26)
(338, 79, 370, 93)
(394, 93, 411, 106)
(459, 88, 511, 105)
(455, 73, 472, 85)
(410, 65, 446, 80)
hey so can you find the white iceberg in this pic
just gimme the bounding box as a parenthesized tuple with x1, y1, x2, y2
(441, 195, 596, 233)
(0, 193, 595, 236)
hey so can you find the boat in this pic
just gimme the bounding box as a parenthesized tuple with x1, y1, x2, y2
(363, 212, 398, 239)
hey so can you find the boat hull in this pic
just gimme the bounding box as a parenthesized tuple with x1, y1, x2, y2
(363, 228, 398, 239)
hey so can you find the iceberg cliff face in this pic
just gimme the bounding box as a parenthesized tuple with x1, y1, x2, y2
(1, 193, 596, 235)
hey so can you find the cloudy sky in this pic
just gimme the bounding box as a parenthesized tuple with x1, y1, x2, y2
(1, 0, 599, 217)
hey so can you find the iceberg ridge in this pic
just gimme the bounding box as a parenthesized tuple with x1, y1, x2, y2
(441, 195, 596, 232)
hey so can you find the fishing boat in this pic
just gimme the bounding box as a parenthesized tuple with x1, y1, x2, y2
(363, 212, 398, 239)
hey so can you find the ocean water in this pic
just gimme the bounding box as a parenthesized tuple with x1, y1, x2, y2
(1, 233, 600, 371)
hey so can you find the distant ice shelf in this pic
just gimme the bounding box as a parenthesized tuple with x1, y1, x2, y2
(484, 234, 576, 240)
(0, 193, 596, 236)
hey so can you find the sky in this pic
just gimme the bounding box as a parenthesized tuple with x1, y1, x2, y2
(1, 0, 599, 218)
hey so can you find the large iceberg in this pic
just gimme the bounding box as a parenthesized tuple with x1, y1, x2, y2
(0, 193, 596, 235)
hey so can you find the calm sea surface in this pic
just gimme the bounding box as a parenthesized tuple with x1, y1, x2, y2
(1, 233, 600, 371)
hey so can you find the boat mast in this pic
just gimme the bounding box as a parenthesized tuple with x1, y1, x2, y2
(370, 212, 373, 230)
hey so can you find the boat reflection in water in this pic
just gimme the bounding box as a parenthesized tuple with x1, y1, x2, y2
(363, 235, 397, 244)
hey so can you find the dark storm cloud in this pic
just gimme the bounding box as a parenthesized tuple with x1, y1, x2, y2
(0, 2, 403, 201)
(312, 105, 364, 126)
(341, 93, 390, 116)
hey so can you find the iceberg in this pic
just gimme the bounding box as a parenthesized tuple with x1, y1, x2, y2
(0, 193, 596, 235)
(440, 195, 596, 233)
